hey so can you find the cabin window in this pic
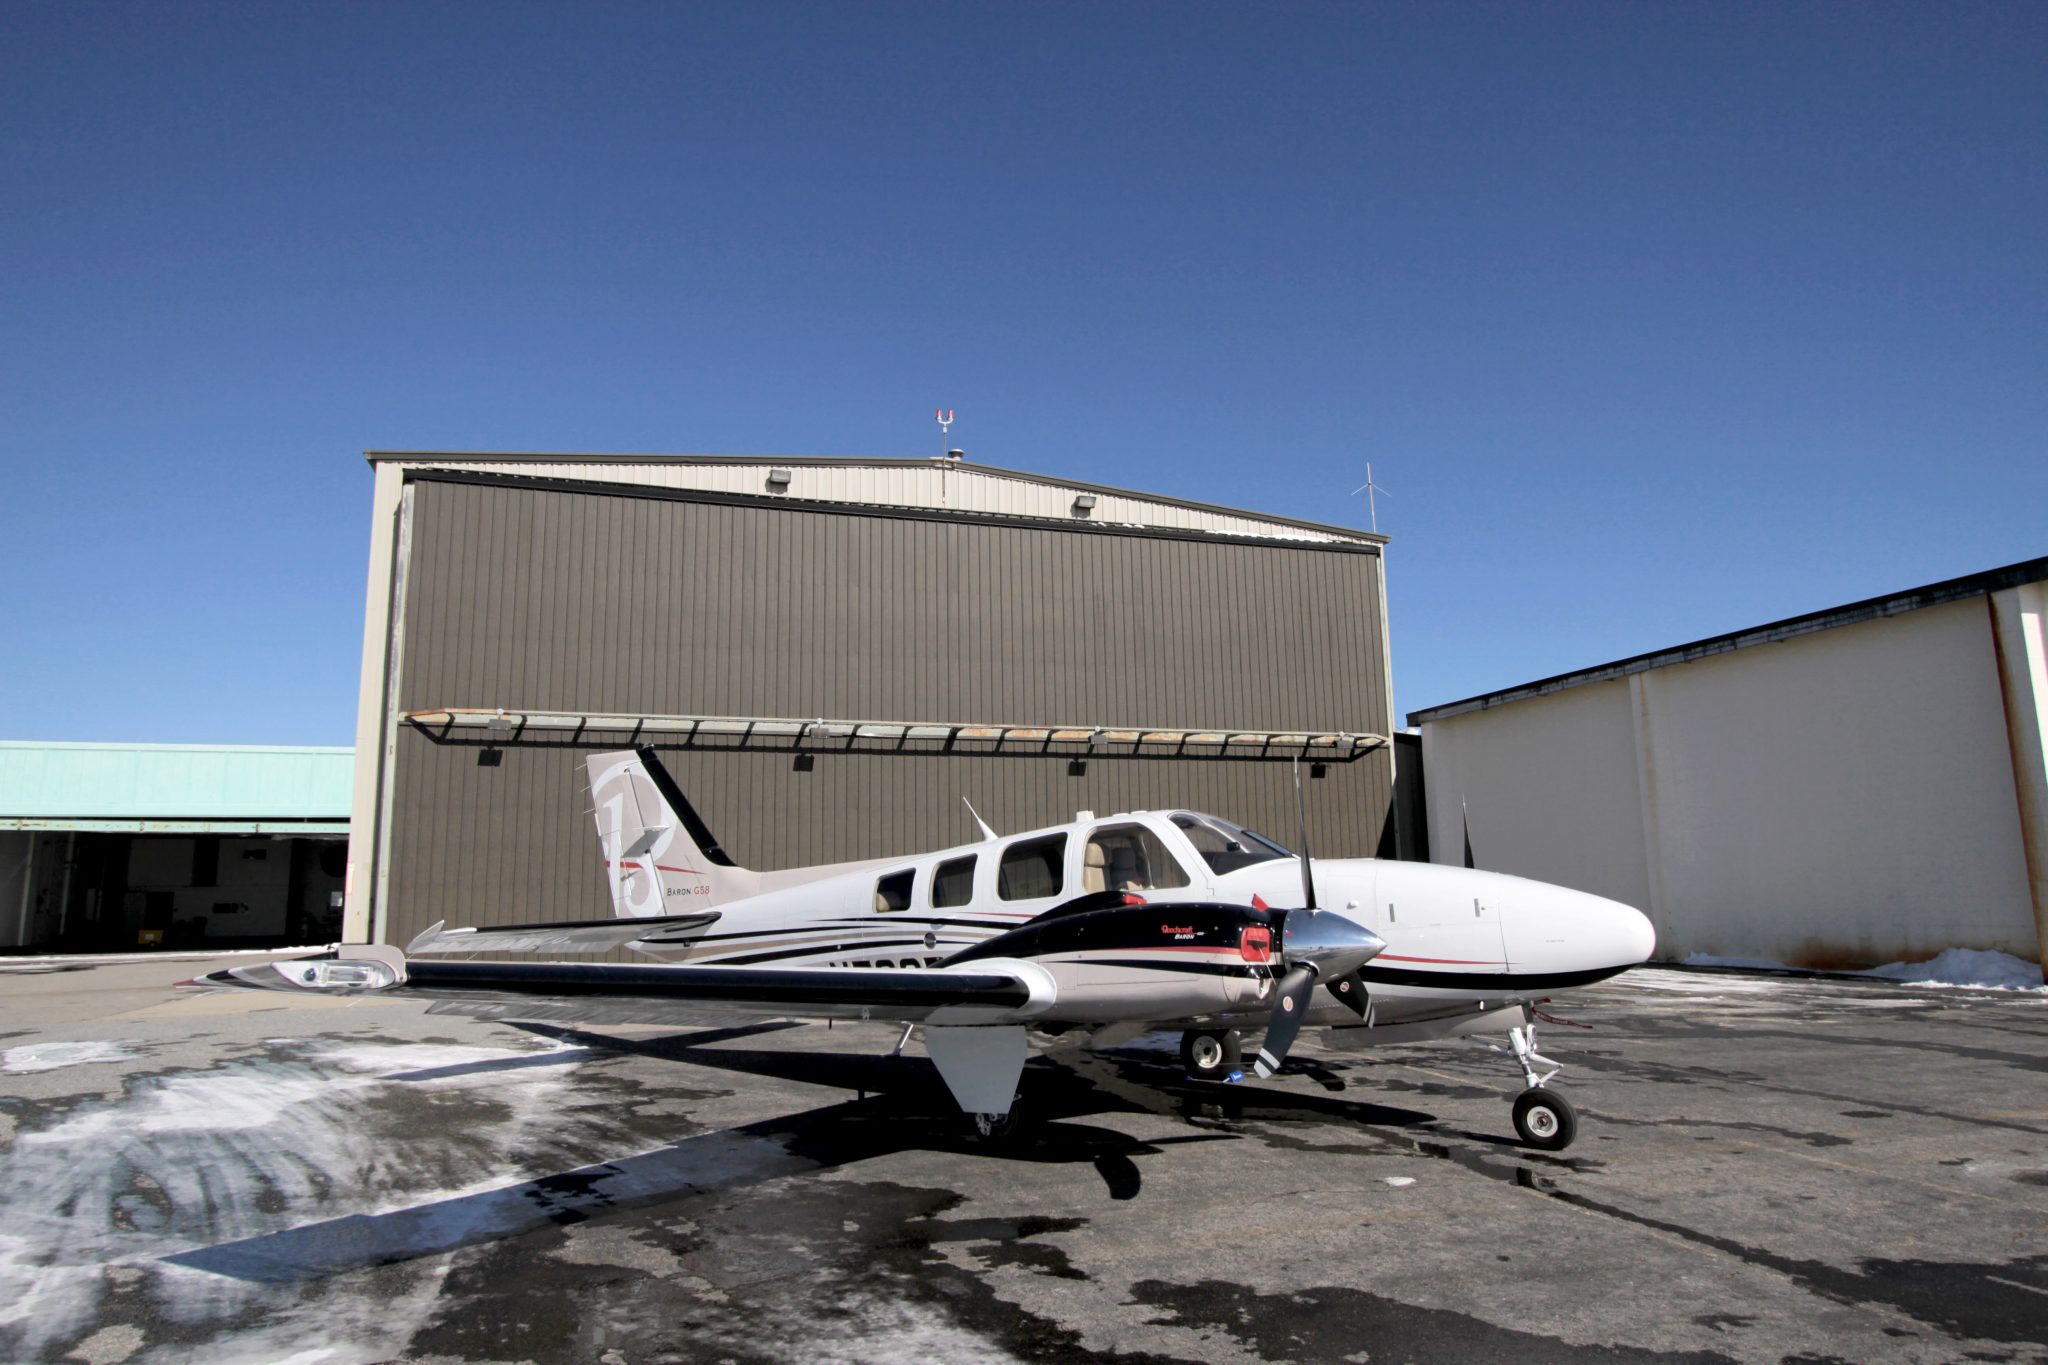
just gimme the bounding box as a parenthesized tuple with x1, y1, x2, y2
(873, 869, 914, 912)
(998, 833, 1067, 901)
(1082, 824, 1192, 893)
(932, 854, 977, 909)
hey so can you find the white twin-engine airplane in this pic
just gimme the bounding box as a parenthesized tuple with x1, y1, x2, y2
(198, 748, 1655, 1149)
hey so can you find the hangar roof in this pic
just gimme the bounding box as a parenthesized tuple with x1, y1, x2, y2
(1410, 554, 2048, 725)
(0, 742, 353, 834)
(363, 451, 1385, 548)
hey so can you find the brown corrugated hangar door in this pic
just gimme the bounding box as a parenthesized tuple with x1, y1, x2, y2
(375, 472, 1394, 950)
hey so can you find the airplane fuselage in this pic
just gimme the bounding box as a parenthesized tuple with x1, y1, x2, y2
(618, 807, 1654, 1039)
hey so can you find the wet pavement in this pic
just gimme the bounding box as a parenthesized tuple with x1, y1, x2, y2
(1, 955, 2044, 1364)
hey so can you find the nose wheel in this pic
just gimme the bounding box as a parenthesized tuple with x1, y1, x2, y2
(1180, 1028, 1241, 1081)
(1511, 1087, 1577, 1150)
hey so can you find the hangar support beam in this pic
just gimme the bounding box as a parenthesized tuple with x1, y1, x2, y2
(403, 708, 1387, 763)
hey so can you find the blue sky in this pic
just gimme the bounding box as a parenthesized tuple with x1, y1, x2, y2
(3, 2, 2041, 745)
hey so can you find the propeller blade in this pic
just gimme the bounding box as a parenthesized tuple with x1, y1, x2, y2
(1253, 964, 1318, 1078)
(1324, 970, 1369, 1018)
(1292, 757, 1318, 909)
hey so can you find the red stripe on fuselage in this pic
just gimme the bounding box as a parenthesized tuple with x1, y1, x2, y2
(1125, 945, 1249, 954)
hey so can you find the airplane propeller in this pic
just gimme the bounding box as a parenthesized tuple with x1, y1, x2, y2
(1252, 908, 1385, 1078)
(1288, 752, 1372, 1017)
(1324, 970, 1370, 1018)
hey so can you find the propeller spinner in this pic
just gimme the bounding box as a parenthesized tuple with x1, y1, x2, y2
(1252, 909, 1386, 1078)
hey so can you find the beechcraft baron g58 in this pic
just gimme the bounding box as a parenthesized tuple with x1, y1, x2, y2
(198, 749, 1656, 1149)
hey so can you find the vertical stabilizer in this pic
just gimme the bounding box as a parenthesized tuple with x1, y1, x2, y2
(586, 748, 748, 915)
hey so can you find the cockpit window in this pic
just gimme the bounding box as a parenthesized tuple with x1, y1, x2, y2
(1169, 813, 1292, 875)
(1082, 824, 1192, 893)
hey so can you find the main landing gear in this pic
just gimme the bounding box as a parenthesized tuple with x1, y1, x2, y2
(1502, 1016, 1577, 1151)
(970, 1109, 1023, 1141)
(1180, 1028, 1241, 1081)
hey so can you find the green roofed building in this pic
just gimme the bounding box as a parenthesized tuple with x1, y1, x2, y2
(0, 742, 352, 953)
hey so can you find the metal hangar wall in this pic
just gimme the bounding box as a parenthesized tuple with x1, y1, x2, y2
(344, 454, 1397, 951)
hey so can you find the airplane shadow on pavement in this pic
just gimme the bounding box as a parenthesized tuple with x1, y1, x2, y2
(161, 1021, 1451, 1286)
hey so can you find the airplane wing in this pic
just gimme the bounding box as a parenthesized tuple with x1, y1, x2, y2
(191, 949, 1048, 1030)
(403, 913, 721, 957)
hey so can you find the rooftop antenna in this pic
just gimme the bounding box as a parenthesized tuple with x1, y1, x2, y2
(1350, 462, 1392, 533)
(936, 408, 959, 459)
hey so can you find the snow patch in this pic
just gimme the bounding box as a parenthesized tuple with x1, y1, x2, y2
(0, 1037, 580, 1363)
(307, 1039, 576, 1075)
(1682, 949, 2046, 993)
(1861, 948, 2045, 992)
(1, 1040, 141, 1073)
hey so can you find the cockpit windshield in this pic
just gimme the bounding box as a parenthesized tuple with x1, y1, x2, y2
(1168, 812, 1293, 875)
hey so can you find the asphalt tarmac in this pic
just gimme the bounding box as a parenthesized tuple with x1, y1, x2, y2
(1, 954, 2043, 1365)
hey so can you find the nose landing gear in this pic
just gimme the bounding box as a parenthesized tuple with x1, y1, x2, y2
(1501, 1013, 1578, 1150)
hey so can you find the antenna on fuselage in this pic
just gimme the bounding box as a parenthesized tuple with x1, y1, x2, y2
(962, 797, 997, 841)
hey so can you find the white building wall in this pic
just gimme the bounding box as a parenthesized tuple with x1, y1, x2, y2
(1632, 599, 2032, 965)
(1421, 677, 1652, 912)
(1424, 595, 2044, 968)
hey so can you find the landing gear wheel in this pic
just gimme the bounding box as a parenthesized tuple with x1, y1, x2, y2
(1512, 1088, 1578, 1151)
(1180, 1029, 1241, 1081)
(971, 1109, 1022, 1141)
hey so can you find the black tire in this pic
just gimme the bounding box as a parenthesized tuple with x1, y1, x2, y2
(1180, 1029, 1241, 1081)
(1512, 1088, 1578, 1150)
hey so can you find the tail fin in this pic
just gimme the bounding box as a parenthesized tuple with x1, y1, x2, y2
(586, 748, 749, 915)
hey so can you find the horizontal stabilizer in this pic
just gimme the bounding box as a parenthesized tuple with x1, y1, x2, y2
(405, 912, 720, 957)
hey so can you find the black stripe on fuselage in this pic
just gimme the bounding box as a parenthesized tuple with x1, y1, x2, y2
(1355, 963, 1632, 991)
(946, 903, 1271, 967)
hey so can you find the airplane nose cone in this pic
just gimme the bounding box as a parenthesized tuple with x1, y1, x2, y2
(1282, 909, 1387, 977)
(1582, 894, 1656, 967)
(1621, 903, 1657, 964)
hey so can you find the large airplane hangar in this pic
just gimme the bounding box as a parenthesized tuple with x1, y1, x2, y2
(343, 453, 1401, 950)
